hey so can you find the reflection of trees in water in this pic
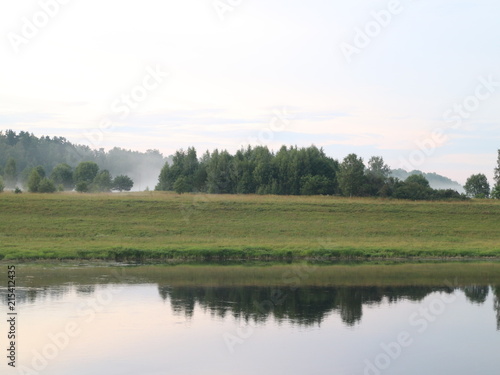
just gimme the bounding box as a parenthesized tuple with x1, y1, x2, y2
(462, 285, 489, 304)
(0, 286, 68, 305)
(157, 285, 456, 327)
(493, 286, 500, 331)
(75, 285, 96, 296)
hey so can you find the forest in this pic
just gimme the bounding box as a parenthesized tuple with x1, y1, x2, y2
(155, 145, 500, 200)
(1, 130, 499, 200)
(0, 130, 166, 192)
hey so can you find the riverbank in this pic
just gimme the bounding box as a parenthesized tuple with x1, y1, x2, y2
(0, 192, 499, 261)
(4, 262, 500, 287)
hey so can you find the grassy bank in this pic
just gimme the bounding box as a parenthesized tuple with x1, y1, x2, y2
(0, 192, 499, 261)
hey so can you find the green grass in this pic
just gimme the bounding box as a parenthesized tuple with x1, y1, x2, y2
(0, 191, 499, 261)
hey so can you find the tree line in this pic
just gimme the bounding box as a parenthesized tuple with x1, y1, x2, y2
(1, 129, 498, 199)
(0, 159, 134, 193)
(155, 145, 500, 199)
(0, 130, 166, 191)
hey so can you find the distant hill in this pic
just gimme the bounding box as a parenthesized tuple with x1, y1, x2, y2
(391, 169, 464, 193)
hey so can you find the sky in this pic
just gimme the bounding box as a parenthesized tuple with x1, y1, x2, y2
(1, 0, 499, 184)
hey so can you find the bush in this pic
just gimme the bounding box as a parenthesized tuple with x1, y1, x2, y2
(431, 189, 466, 200)
(38, 178, 56, 193)
(394, 182, 433, 200)
(112, 175, 134, 192)
(75, 182, 89, 193)
(0, 176, 4, 192)
(28, 169, 42, 192)
(14, 187, 22, 194)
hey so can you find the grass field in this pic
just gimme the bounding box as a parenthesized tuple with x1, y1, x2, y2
(0, 191, 499, 261)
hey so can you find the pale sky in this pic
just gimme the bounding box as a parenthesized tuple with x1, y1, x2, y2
(1, 0, 499, 184)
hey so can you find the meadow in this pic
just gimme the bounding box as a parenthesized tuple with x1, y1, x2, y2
(0, 192, 499, 261)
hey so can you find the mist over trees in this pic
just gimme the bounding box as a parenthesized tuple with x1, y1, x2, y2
(155, 145, 468, 200)
(2, 130, 497, 199)
(390, 169, 464, 193)
(0, 130, 166, 190)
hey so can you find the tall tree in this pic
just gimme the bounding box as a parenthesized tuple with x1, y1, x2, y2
(338, 154, 365, 197)
(73, 162, 99, 185)
(492, 150, 500, 199)
(495, 149, 500, 185)
(92, 170, 112, 192)
(33, 166, 46, 179)
(51, 163, 74, 190)
(206, 149, 235, 194)
(464, 174, 490, 198)
(365, 156, 390, 196)
(27, 169, 42, 192)
(367, 156, 390, 179)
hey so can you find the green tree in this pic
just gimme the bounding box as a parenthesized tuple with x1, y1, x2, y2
(300, 175, 330, 195)
(38, 178, 56, 193)
(492, 185, 500, 199)
(464, 174, 490, 198)
(33, 166, 46, 179)
(492, 150, 500, 199)
(173, 176, 190, 194)
(367, 156, 390, 179)
(112, 175, 134, 192)
(338, 154, 365, 197)
(494, 149, 500, 184)
(365, 156, 390, 196)
(155, 163, 171, 191)
(251, 147, 274, 194)
(92, 170, 112, 192)
(51, 163, 74, 189)
(0, 176, 4, 192)
(75, 182, 89, 193)
(404, 174, 430, 188)
(73, 162, 99, 185)
(393, 174, 433, 200)
(27, 169, 42, 192)
(206, 149, 235, 194)
(4, 158, 17, 188)
(155, 148, 199, 192)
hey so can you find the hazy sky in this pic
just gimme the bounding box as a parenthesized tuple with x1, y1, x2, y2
(1, 0, 499, 184)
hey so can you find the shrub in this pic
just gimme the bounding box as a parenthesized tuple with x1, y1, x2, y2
(75, 182, 89, 193)
(38, 178, 56, 193)
(28, 169, 42, 192)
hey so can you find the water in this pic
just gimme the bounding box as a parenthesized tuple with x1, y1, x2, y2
(1, 264, 499, 374)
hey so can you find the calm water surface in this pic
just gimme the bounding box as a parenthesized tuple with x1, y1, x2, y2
(1, 264, 499, 375)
